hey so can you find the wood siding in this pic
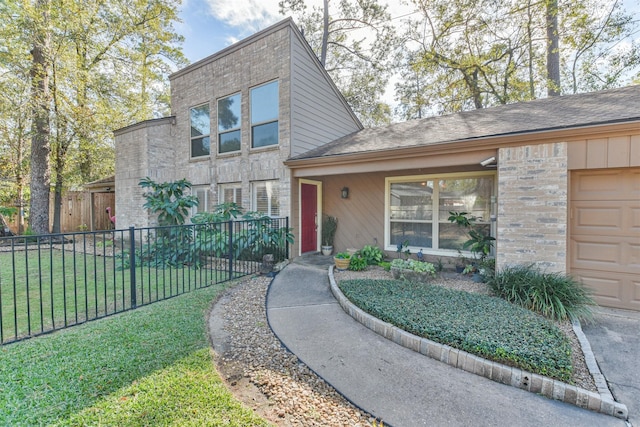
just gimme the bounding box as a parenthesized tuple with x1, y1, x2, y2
(289, 34, 361, 157)
(568, 133, 640, 170)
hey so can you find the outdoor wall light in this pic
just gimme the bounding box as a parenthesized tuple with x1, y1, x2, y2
(341, 187, 349, 199)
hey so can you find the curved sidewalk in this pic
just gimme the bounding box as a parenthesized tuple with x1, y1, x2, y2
(266, 258, 627, 427)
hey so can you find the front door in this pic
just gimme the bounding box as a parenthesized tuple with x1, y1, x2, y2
(300, 182, 320, 253)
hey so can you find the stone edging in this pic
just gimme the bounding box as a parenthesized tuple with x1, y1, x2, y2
(328, 266, 628, 420)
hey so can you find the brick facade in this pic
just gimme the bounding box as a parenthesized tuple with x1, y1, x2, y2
(496, 142, 568, 272)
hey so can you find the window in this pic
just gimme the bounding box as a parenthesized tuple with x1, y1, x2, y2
(252, 181, 280, 217)
(250, 81, 279, 148)
(190, 104, 210, 158)
(387, 173, 494, 252)
(217, 93, 241, 154)
(191, 187, 209, 217)
(219, 184, 243, 208)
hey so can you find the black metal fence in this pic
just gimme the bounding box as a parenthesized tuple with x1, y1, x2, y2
(0, 217, 290, 345)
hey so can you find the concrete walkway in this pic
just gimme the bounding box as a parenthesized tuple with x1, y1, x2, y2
(266, 257, 628, 427)
(582, 308, 640, 427)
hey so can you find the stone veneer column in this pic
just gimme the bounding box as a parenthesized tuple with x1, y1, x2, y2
(497, 142, 568, 273)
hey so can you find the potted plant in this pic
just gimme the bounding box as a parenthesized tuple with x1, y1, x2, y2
(321, 215, 338, 256)
(334, 251, 351, 270)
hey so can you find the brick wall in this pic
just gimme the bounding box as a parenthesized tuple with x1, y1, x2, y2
(497, 142, 568, 273)
(167, 24, 293, 218)
(115, 118, 175, 228)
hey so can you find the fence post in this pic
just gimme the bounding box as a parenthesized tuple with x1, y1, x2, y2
(129, 226, 137, 309)
(227, 220, 233, 279)
(285, 217, 290, 260)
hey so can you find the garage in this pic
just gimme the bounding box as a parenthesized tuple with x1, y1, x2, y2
(570, 168, 640, 311)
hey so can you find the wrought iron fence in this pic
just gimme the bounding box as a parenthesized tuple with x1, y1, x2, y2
(0, 217, 290, 345)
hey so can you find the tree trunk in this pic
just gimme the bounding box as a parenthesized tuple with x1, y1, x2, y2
(546, 0, 560, 96)
(29, 0, 52, 235)
(320, 0, 329, 66)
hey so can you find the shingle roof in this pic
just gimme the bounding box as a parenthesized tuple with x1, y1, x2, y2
(290, 85, 640, 160)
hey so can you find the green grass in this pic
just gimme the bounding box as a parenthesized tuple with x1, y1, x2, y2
(339, 279, 573, 381)
(0, 249, 231, 342)
(0, 280, 269, 426)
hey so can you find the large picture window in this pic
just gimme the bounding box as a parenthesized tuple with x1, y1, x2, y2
(252, 181, 279, 217)
(190, 104, 210, 158)
(218, 93, 241, 154)
(387, 173, 494, 253)
(250, 81, 279, 148)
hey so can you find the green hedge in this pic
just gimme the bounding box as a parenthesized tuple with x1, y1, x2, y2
(339, 279, 573, 381)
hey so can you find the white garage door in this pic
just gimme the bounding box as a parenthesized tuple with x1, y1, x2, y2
(570, 168, 640, 311)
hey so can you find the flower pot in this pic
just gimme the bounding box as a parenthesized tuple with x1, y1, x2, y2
(334, 257, 351, 270)
(321, 245, 333, 256)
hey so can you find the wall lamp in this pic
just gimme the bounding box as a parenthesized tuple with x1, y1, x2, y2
(341, 187, 349, 199)
(480, 156, 497, 168)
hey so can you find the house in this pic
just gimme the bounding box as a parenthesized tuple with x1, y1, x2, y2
(114, 18, 361, 229)
(286, 85, 640, 311)
(115, 18, 639, 311)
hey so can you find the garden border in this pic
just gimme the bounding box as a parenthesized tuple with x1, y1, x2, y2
(328, 266, 628, 420)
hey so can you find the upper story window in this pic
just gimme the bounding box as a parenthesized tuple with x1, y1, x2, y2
(252, 180, 279, 217)
(386, 172, 494, 253)
(190, 104, 210, 158)
(250, 81, 279, 149)
(218, 93, 241, 154)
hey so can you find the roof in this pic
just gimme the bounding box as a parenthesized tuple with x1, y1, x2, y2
(289, 85, 640, 161)
(84, 175, 115, 188)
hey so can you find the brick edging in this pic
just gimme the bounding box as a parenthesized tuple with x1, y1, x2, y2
(328, 266, 628, 420)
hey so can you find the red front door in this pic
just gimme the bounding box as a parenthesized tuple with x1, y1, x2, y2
(301, 183, 318, 253)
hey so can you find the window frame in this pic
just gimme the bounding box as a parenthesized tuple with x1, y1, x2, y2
(190, 186, 210, 218)
(218, 183, 243, 208)
(384, 171, 496, 255)
(250, 80, 279, 149)
(189, 103, 211, 159)
(217, 92, 242, 155)
(251, 180, 280, 217)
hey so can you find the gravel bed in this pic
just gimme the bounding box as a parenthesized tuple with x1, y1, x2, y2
(211, 275, 371, 426)
(210, 267, 596, 426)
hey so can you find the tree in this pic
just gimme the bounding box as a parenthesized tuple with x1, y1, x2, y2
(27, 0, 53, 235)
(1, 0, 185, 234)
(396, 0, 639, 116)
(280, 0, 399, 126)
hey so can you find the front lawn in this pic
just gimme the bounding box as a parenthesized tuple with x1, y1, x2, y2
(339, 279, 573, 381)
(0, 279, 268, 426)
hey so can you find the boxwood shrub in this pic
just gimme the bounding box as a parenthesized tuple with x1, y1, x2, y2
(338, 279, 573, 381)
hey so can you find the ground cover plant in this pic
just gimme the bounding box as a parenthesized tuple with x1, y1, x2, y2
(339, 279, 573, 381)
(0, 280, 268, 426)
(487, 264, 595, 321)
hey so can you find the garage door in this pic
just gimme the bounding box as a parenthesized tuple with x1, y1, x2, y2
(570, 168, 640, 311)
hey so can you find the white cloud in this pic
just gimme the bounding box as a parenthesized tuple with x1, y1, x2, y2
(203, 0, 284, 33)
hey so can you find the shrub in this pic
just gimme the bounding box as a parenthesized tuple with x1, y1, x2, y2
(338, 279, 573, 381)
(348, 254, 368, 271)
(390, 258, 436, 276)
(360, 245, 384, 265)
(487, 264, 595, 321)
(334, 252, 351, 259)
